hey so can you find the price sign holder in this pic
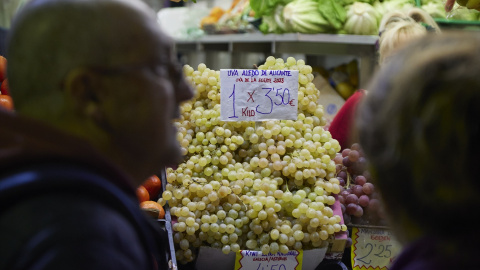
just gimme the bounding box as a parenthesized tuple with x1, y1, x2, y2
(234, 250, 303, 270)
(220, 69, 299, 121)
(351, 226, 402, 270)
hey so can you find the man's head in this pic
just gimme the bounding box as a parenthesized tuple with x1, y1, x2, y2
(7, 0, 193, 184)
(357, 31, 480, 243)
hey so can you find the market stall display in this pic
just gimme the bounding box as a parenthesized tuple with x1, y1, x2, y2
(163, 1, 480, 268)
(160, 56, 349, 265)
(250, 0, 418, 35)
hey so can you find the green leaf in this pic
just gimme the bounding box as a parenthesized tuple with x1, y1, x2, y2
(318, 0, 347, 30)
(251, 0, 293, 17)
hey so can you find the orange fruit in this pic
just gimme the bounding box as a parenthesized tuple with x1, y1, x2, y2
(0, 94, 13, 111)
(140, 200, 165, 219)
(142, 175, 162, 200)
(136, 185, 150, 203)
(0, 56, 6, 83)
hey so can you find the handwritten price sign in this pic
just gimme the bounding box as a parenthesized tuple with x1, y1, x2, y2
(351, 227, 402, 270)
(234, 250, 303, 270)
(220, 69, 299, 121)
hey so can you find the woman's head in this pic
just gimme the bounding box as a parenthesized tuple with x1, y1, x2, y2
(378, 8, 440, 66)
(357, 31, 480, 243)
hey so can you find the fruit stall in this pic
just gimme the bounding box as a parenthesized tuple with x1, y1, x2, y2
(135, 0, 480, 269)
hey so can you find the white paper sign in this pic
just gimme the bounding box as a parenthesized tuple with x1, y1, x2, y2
(220, 69, 299, 121)
(234, 250, 303, 270)
(351, 227, 402, 270)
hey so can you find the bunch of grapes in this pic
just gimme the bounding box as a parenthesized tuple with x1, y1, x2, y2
(334, 143, 386, 226)
(160, 57, 347, 264)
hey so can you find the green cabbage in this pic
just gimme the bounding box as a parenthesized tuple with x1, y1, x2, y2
(282, 0, 346, 33)
(344, 2, 379, 35)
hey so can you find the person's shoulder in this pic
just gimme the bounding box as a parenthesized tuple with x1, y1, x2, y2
(0, 194, 151, 270)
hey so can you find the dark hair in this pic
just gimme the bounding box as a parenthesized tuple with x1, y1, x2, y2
(356, 31, 480, 236)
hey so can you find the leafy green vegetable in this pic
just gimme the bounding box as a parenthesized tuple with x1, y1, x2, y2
(318, 0, 347, 30)
(250, 0, 292, 17)
(283, 0, 333, 33)
(259, 5, 289, 33)
(344, 2, 378, 35)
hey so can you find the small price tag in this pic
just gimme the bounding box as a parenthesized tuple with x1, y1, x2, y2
(220, 69, 299, 121)
(234, 250, 303, 270)
(351, 227, 402, 270)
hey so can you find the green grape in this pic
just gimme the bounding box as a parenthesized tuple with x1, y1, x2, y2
(246, 239, 257, 249)
(279, 233, 288, 244)
(226, 224, 235, 234)
(258, 210, 267, 220)
(270, 229, 280, 240)
(282, 191, 293, 202)
(293, 230, 304, 241)
(186, 217, 195, 227)
(298, 203, 308, 213)
(292, 194, 302, 204)
(270, 242, 280, 254)
(280, 224, 292, 235)
(222, 245, 231, 254)
(162, 190, 173, 200)
(261, 244, 270, 255)
(210, 223, 219, 233)
(279, 244, 289, 254)
(179, 239, 189, 250)
(266, 56, 276, 66)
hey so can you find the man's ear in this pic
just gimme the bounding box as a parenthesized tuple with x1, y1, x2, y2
(62, 68, 105, 123)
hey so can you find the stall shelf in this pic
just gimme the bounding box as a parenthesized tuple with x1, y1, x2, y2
(174, 32, 378, 88)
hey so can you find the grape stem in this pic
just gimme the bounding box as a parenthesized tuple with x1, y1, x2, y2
(191, 178, 206, 185)
(346, 170, 352, 189)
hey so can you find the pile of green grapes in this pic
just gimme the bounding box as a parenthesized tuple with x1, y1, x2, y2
(159, 56, 347, 264)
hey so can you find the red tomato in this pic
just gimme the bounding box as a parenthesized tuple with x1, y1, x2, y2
(136, 185, 150, 203)
(142, 175, 162, 200)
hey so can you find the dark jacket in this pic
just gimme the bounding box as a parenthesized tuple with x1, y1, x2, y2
(0, 108, 164, 270)
(390, 235, 480, 270)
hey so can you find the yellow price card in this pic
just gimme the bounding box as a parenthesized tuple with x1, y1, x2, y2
(351, 227, 402, 270)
